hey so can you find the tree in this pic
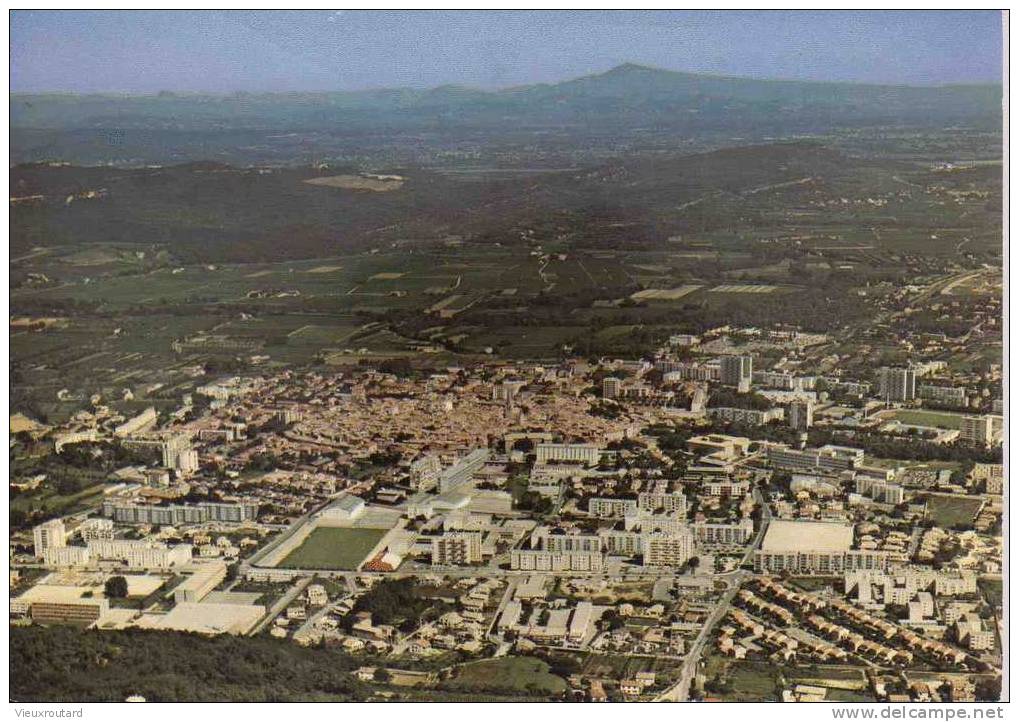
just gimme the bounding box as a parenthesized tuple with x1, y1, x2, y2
(104, 576, 129, 599)
(373, 668, 392, 683)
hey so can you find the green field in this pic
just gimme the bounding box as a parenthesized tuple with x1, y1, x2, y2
(979, 578, 1003, 608)
(447, 656, 567, 696)
(278, 527, 388, 570)
(891, 409, 966, 430)
(925, 494, 984, 529)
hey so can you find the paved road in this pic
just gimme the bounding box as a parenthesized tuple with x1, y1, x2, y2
(656, 489, 770, 702)
(656, 572, 747, 702)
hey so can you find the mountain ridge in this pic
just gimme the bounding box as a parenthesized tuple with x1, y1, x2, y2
(10, 63, 1003, 100)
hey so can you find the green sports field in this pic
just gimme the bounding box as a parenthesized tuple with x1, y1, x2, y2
(277, 527, 388, 570)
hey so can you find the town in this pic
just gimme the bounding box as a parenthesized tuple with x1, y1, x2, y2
(10, 318, 1003, 702)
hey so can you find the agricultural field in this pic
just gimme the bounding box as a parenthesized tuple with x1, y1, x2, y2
(630, 285, 702, 301)
(277, 527, 388, 571)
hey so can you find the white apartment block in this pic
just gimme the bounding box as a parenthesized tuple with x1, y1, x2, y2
(692, 518, 755, 546)
(878, 367, 916, 402)
(588, 497, 638, 518)
(535, 443, 601, 466)
(957, 613, 995, 651)
(637, 490, 687, 517)
(33, 519, 66, 558)
(86, 539, 193, 569)
(708, 406, 783, 426)
(854, 477, 906, 505)
(643, 529, 695, 567)
(431, 532, 483, 566)
(960, 415, 1003, 446)
(703, 479, 751, 497)
(510, 549, 604, 572)
(43, 546, 91, 567)
(918, 385, 968, 408)
(114, 407, 158, 438)
(410, 455, 442, 492)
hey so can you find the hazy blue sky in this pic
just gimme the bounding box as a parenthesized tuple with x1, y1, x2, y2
(10, 10, 1003, 93)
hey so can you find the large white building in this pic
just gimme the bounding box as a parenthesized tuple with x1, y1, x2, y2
(33, 519, 66, 558)
(708, 406, 783, 426)
(754, 520, 889, 574)
(535, 443, 601, 466)
(960, 415, 1003, 446)
(855, 477, 905, 505)
(721, 355, 753, 392)
(643, 529, 695, 568)
(588, 497, 638, 518)
(43, 546, 91, 567)
(878, 367, 917, 402)
(431, 532, 483, 566)
(767, 444, 864, 473)
(788, 400, 814, 431)
(114, 407, 158, 437)
(918, 385, 968, 408)
(637, 490, 687, 517)
(86, 539, 193, 569)
(438, 448, 490, 491)
(510, 549, 604, 572)
(692, 518, 755, 546)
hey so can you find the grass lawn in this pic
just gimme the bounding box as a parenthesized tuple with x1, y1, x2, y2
(277, 527, 387, 570)
(448, 656, 566, 696)
(722, 662, 780, 701)
(925, 494, 984, 529)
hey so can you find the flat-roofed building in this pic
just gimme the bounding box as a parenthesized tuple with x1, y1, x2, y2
(878, 367, 916, 402)
(43, 546, 91, 568)
(409, 455, 442, 492)
(918, 385, 968, 408)
(643, 528, 695, 568)
(33, 519, 66, 558)
(755, 520, 890, 574)
(708, 406, 783, 426)
(788, 400, 814, 431)
(960, 415, 1002, 446)
(174, 562, 227, 603)
(686, 434, 751, 458)
(17, 584, 110, 625)
(855, 477, 905, 505)
(721, 355, 753, 392)
(568, 601, 594, 643)
(599, 530, 645, 556)
(638, 490, 687, 517)
(692, 518, 755, 546)
(588, 497, 638, 518)
(156, 601, 265, 635)
(114, 407, 158, 437)
(87, 539, 193, 569)
(431, 532, 483, 566)
(439, 448, 490, 491)
(510, 549, 604, 572)
(535, 443, 601, 466)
